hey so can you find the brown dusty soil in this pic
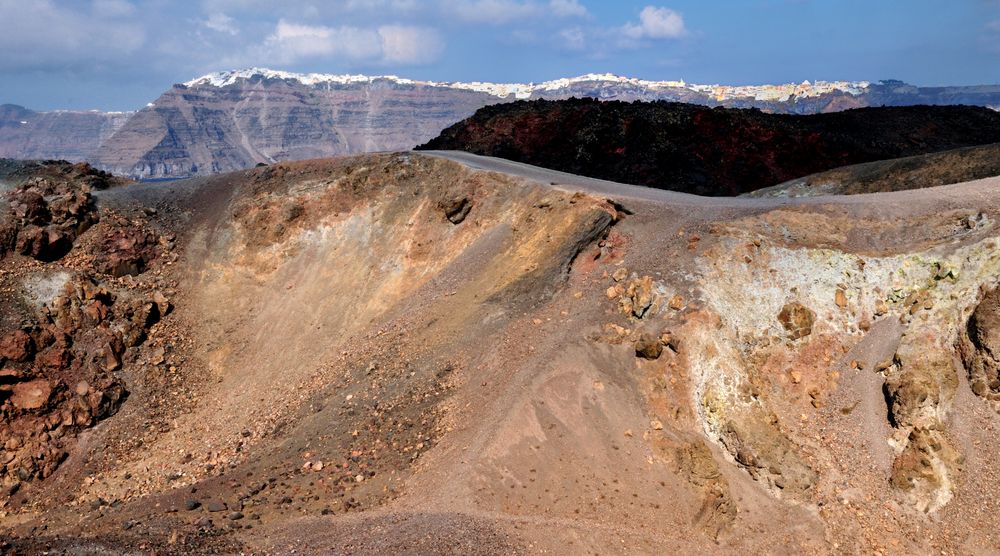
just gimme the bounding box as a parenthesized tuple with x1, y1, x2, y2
(1, 153, 999, 555)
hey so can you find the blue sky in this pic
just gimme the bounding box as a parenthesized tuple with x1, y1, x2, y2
(1, 0, 998, 111)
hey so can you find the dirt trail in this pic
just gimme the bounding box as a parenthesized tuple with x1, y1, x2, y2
(2, 153, 1000, 554)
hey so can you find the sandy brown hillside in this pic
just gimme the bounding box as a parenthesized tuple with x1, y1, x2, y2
(1, 153, 999, 554)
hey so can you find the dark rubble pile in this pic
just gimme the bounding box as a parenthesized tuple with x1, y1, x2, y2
(0, 174, 99, 262)
(0, 170, 173, 504)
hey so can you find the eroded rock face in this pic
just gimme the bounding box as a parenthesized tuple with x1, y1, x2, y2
(959, 286, 1000, 406)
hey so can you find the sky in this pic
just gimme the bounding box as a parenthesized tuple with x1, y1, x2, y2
(1, 0, 999, 111)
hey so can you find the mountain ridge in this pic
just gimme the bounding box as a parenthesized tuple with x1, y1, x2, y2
(181, 67, 874, 103)
(5, 68, 1000, 179)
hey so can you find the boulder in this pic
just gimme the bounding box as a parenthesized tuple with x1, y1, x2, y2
(11, 379, 52, 410)
(0, 330, 35, 363)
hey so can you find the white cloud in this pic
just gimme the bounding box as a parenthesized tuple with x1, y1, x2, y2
(91, 0, 136, 17)
(623, 6, 686, 40)
(451, 0, 540, 23)
(0, 0, 145, 70)
(256, 19, 443, 66)
(549, 0, 588, 18)
(204, 12, 239, 34)
(345, 0, 420, 10)
(378, 24, 445, 64)
(450, 0, 588, 24)
(981, 19, 1000, 52)
(546, 5, 688, 56)
(558, 27, 586, 51)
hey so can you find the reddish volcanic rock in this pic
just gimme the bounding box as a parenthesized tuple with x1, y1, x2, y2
(419, 98, 1000, 196)
(0, 330, 34, 363)
(10, 379, 52, 410)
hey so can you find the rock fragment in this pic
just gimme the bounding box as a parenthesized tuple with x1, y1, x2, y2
(634, 333, 663, 360)
(777, 302, 816, 340)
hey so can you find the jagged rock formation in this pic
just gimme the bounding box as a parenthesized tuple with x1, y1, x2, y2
(0, 163, 172, 500)
(1, 153, 1000, 554)
(420, 98, 1000, 195)
(7, 71, 1000, 179)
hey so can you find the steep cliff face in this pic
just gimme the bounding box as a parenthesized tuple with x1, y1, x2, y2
(7, 71, 1000, 179)
(91, 78, 499, 178)
(0, 105, 130, 162)
(420, 98, 1000, 196)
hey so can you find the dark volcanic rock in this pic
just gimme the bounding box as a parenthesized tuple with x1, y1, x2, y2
(419, 99, 1000, 196)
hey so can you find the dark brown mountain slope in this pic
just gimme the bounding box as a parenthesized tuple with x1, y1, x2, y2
(746, 142, 1000, 197)
(0, 159, 131, 191)
(419, 98, 1000, 196)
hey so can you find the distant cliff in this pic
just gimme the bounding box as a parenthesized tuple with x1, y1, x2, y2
(0, 104, 130, 162)
(418, 98, 1000, 196)
(5, 70, 1000, 179)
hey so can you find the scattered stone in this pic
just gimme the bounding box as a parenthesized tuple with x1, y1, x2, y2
(668, 294, 684, 311)
(206, 500, 227, 512)
(875, 300, 889, 316)
(150, 346, 166, 365)
(151, 291, 171, 316)
(777, 302, 816, 340)
(228, 511, 244, 521)
(835, 289, 847, 309)
(620, 276, 655, 318)
(612, 267, 629, 282)
(11, 379, 52, 410)
(440, 197, 472, 224)
(184, 499, 201, 511)
(874, 359, 894, 373)
(634, 333, 663, 360)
